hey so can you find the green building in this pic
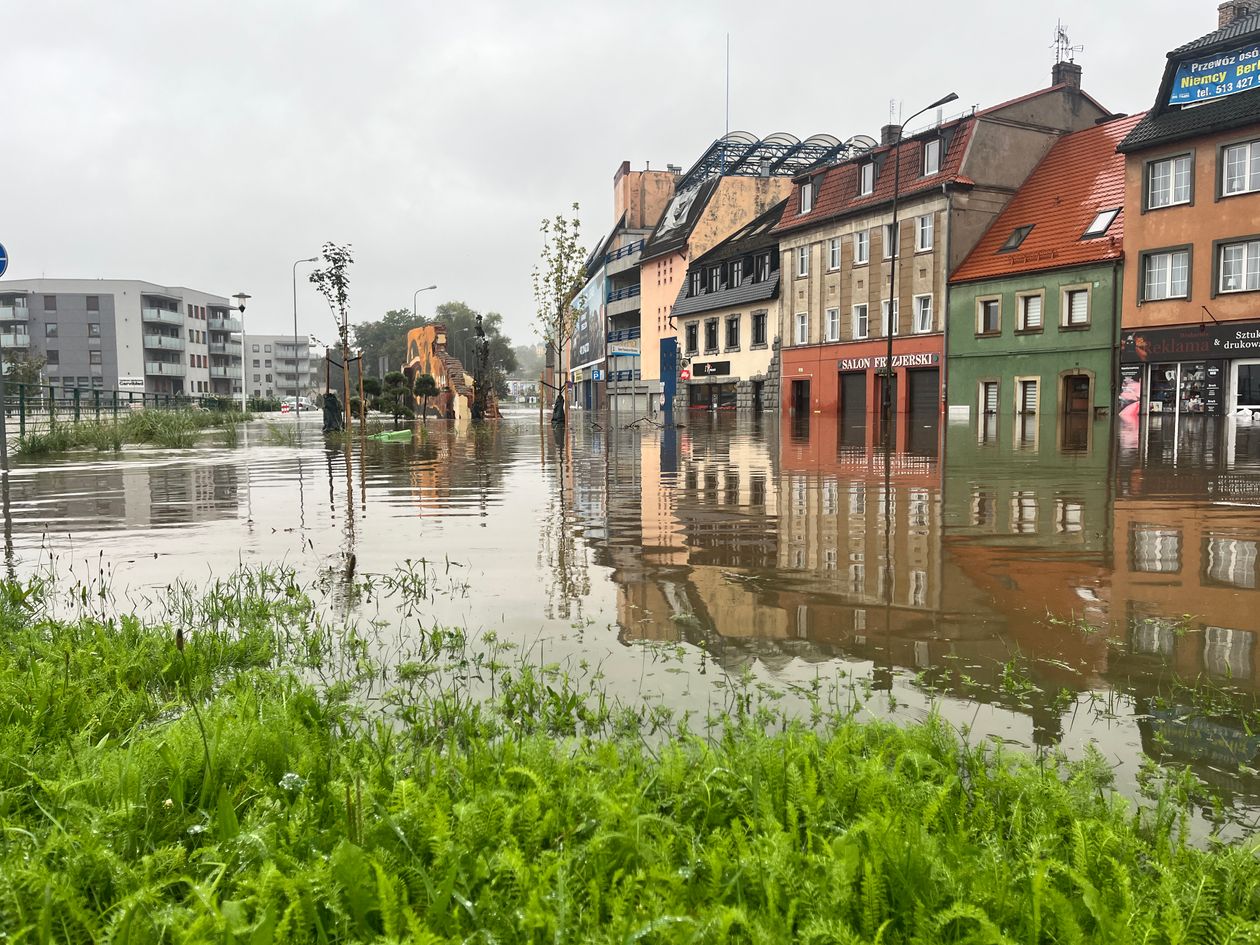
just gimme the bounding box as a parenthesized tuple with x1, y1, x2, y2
(946, 113, 1143, 448)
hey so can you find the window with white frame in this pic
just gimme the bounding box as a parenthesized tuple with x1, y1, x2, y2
(1223, 139, 1260, 196)
(854, 230, 869, 264)
(881, 299, 899, 336)
(709, 266, 721, 292)
(1063, 288, 1090, 327)
(1219, 239, 1260, 293)
(689, 271, 703, 296)
(977, 298, 1000, 334)
(1082, 208, 1120, 239)
(859, 162, 874, 195)
(731, 259, 743, 286)
(1018, 293, 1043, 331)
(800, 180, 814, 213)
(852, 304, 869, 339)
(916, 214, 933, 251)
(797, 246, 809, 277)
(922, 138, 941, 176)
(825, 307, 840, 342)
(754, 252, 770, 281)
(1143, 249, 1190, 300)
(913, 295, 933, 333)
(1147, 153, 1193, 209)
(1018, 378, 1039, 414)
(794, 312, 808, 345)
(828, 238, 840, 270)
(883, 222, 899, 258)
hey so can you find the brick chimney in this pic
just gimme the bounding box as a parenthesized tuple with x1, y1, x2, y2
(880, 123, 902, 146)
(1052, 60, 1083, 89)
(1219, 0, 1260, 26)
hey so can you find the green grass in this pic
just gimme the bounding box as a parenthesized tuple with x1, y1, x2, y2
(13, 409, 252, 456)
(0, 570, 1257, 943)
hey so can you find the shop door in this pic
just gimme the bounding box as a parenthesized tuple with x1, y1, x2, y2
(791, 379, 811, 415)
(1063, 375, 1091, 414)
(839, 373, 865, 421)
(907, 368, 939, 414)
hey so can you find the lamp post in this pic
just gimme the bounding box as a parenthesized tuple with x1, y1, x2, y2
(881, 91, 958, 444)
(293, 257, 319, 424)
(233, 293, 251, 415)
(412, 285, 437, 325)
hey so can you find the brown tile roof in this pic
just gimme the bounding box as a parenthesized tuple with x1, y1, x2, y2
(950, 113, 1145, 284)
(773, 118, 975, 235)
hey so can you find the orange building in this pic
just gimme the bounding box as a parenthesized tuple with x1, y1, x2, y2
(1117, 4, 1260, 419)
(402, 323, 498, 420)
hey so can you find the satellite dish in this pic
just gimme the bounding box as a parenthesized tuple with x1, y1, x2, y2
(845, 135, 879, 154)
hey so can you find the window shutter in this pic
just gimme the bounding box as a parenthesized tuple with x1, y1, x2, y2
(1023, 296, 1042, 329)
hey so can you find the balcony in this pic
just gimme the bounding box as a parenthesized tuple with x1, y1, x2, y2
(607, 327, 641, 342)
(606, 283, 642, 320)
(145, 361, 186, 377)
(0, 332, 31, 349)
(208, 316, 242, 332)
(142, 307, 183, 326)
(208, 341, 242, 355)
(209, 365, 242, 379)
(143, 334, 185, 352)
(0, 302, 30, 323)
(605, 239, 645, 277)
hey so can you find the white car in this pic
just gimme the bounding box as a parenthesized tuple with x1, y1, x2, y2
(281, 396, 313, 410)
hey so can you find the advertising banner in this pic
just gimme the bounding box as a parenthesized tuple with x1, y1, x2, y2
(1120, 320, 1260, 363)
(570, 267, 606, 369)
(1168, 41, 1260, 104)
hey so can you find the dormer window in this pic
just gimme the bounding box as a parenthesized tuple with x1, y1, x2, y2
(859, 163, 875, 196)
(755, 252, 771, 281)
(922, 138, 941, 176)
(708, 266, 721, 292)
(690, 271, 703, 297)
(998, 224, 1034, 253)
(1081, 208, 1120, 239)
(800, 180, 814, 213)
(731, 259, 744, 286)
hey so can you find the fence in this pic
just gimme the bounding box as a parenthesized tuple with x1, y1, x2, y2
(1, 382, 238, 439)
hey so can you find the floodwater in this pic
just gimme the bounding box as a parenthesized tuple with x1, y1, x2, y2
(6, 406, 1260, 835)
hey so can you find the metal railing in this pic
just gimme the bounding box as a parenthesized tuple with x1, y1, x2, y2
(2, 381, 239, 440)
(607, 327, 641, 342)
(604, 239, 645, 265)
(606, 284, 642, 303)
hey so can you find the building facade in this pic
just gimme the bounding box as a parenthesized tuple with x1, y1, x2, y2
(947, 113, 1143, 447)
(774, 71, 1110, 424)
(0, 278, 243, 397)
(1116, 4, 1260, 421)
(245, 334, 322, 401)
(671, 200, 786, 411)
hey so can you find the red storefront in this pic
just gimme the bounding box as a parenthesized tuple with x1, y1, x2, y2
(780, 334, 944, 422)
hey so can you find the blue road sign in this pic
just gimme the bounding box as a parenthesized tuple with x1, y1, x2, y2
(0, 243, 7, 278)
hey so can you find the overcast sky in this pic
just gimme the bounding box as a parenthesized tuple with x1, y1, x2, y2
(2, 0, 1205, 346)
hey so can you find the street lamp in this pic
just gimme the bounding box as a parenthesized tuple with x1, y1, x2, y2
(881, 91, 958, 444)
(293, 257, 319, 424)
(412, 285, 437, 325)
(233, 292, 251, 415)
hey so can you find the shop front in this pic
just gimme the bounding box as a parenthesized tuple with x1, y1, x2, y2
(684, 359, 737, 410)
(780, 334, 944, 420)
(1118, 320, 1260, 419)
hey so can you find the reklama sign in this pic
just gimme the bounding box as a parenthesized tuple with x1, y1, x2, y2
(1168, 40, 1260, 104)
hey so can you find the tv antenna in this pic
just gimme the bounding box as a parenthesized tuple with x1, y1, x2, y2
(1053, 20, 1083, 63)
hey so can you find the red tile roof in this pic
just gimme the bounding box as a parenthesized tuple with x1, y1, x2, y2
(774, 118, 976, 235)
(950, 112, 1145, 284)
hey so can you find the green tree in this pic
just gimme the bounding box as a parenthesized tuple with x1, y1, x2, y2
(381, 370, 412, 426)
(414, 373, 438, 423)
(4, 353, 47, 388)
(309, 242, 355, 430)
(530, 203, 586, 418)
(350, 309, 422, 377)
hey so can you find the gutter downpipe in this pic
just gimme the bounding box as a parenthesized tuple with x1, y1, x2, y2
(940, 181, 953, 446)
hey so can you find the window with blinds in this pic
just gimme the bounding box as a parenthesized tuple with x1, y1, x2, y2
(1130, 525, 1181, 573)
(981, 381, 998, 415)
(1019, 379, 1039, 414)
(1063, 289, 1089, 326)
(1018, 294, 1042, 330)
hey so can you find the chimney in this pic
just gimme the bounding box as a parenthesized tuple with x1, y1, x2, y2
(880, 123, 902, 146)
(1052, 60, 1083, 90)
(666, 163, 682, 175)
(1219, 0, 1260, 26)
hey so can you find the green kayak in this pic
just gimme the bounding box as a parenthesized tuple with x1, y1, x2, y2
(366, 429, 414, 442)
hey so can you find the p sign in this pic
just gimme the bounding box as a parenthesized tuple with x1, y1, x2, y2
(679, 367, 691, 381)
(0, 242, 8, 278)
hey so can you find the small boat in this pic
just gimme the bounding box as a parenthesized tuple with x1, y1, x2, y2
(366, 429, 414, 442)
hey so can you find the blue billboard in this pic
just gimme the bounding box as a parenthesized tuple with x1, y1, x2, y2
(1168, 40, 1260, 104)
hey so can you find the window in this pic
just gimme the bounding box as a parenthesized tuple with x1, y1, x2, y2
(977, 298, 1000, 334)
(980, 381, 999, 415)
(87, 323, 101, 337)
(1082, 208, 1120, 239)
(828, 238, 840, 270)
(852, 304, 869, 339)
(1204, 626, 1254, 679)
(1222, 139, 1260, 196)
(752, 311, 767, 346)
(1205, 537, 1258, 588)
(86, 296, 99, 312)
(796, 246, 809, 277)
(854, 230, 869, 264)
(913, 295, 933, 333)
(704, 318, 718, 352)
(45, 323, 58, 338)
(998, 225, 1034, 253)
(252, 359, 260, 368)
(880, 300, 899, 336)
(1148, 154, 1193, 209)
(794, 312, 808, 345)
(46, 350, 59, 365)
(1143, 249, 1190, 301)
(684, 322, 698, 355)
(859, 162, 874, 195)
(916, 214, 933, 251)
(1063, 288, 1090, 327)
(1017, 293, 1043, 331)
(800, 180, 814, 213)
(731, 259, 743, 286)
(253, 374, 261, 383)
(825, 307, 840, 342)
(89, 350, 102, 365)
(265, 373, 272, 382)
(1019, 379, 1039, 414)
(264, 344, 272, 353)
(264, 359, 272, 367)
(1219, 239, 1260, 293)
(709, 266, 721, 292)
(43, 296, 56, 311)
(690, 271, 703, 296)
(755, 253, 770, 281)
(252, 344, 260, 352)
(923, 138, 941, 176)
(883, 222, 899, 258)
(725, 315, 740, 349)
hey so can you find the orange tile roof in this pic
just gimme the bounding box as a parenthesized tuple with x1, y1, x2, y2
(950, 112, 1145, 284)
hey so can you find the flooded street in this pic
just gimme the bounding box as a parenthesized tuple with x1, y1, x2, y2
(6, 407, 1260, 834)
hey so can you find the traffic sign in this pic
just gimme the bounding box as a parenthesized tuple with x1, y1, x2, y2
(679, 368, 691, 381)
(0, 243, 8, 278)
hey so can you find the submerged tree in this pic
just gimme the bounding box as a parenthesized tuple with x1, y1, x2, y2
(309, 242, 355, 431)
(415, 372, 438, 423)
(530, 203, 585, 425)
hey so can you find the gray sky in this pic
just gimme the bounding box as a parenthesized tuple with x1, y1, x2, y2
(2, 0, 1201, 347)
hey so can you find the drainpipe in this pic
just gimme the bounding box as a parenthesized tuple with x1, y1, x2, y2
(940, 182, 953, 427)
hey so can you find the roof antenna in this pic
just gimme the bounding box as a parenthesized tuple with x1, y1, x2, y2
(1052, 20, 1083, 64)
